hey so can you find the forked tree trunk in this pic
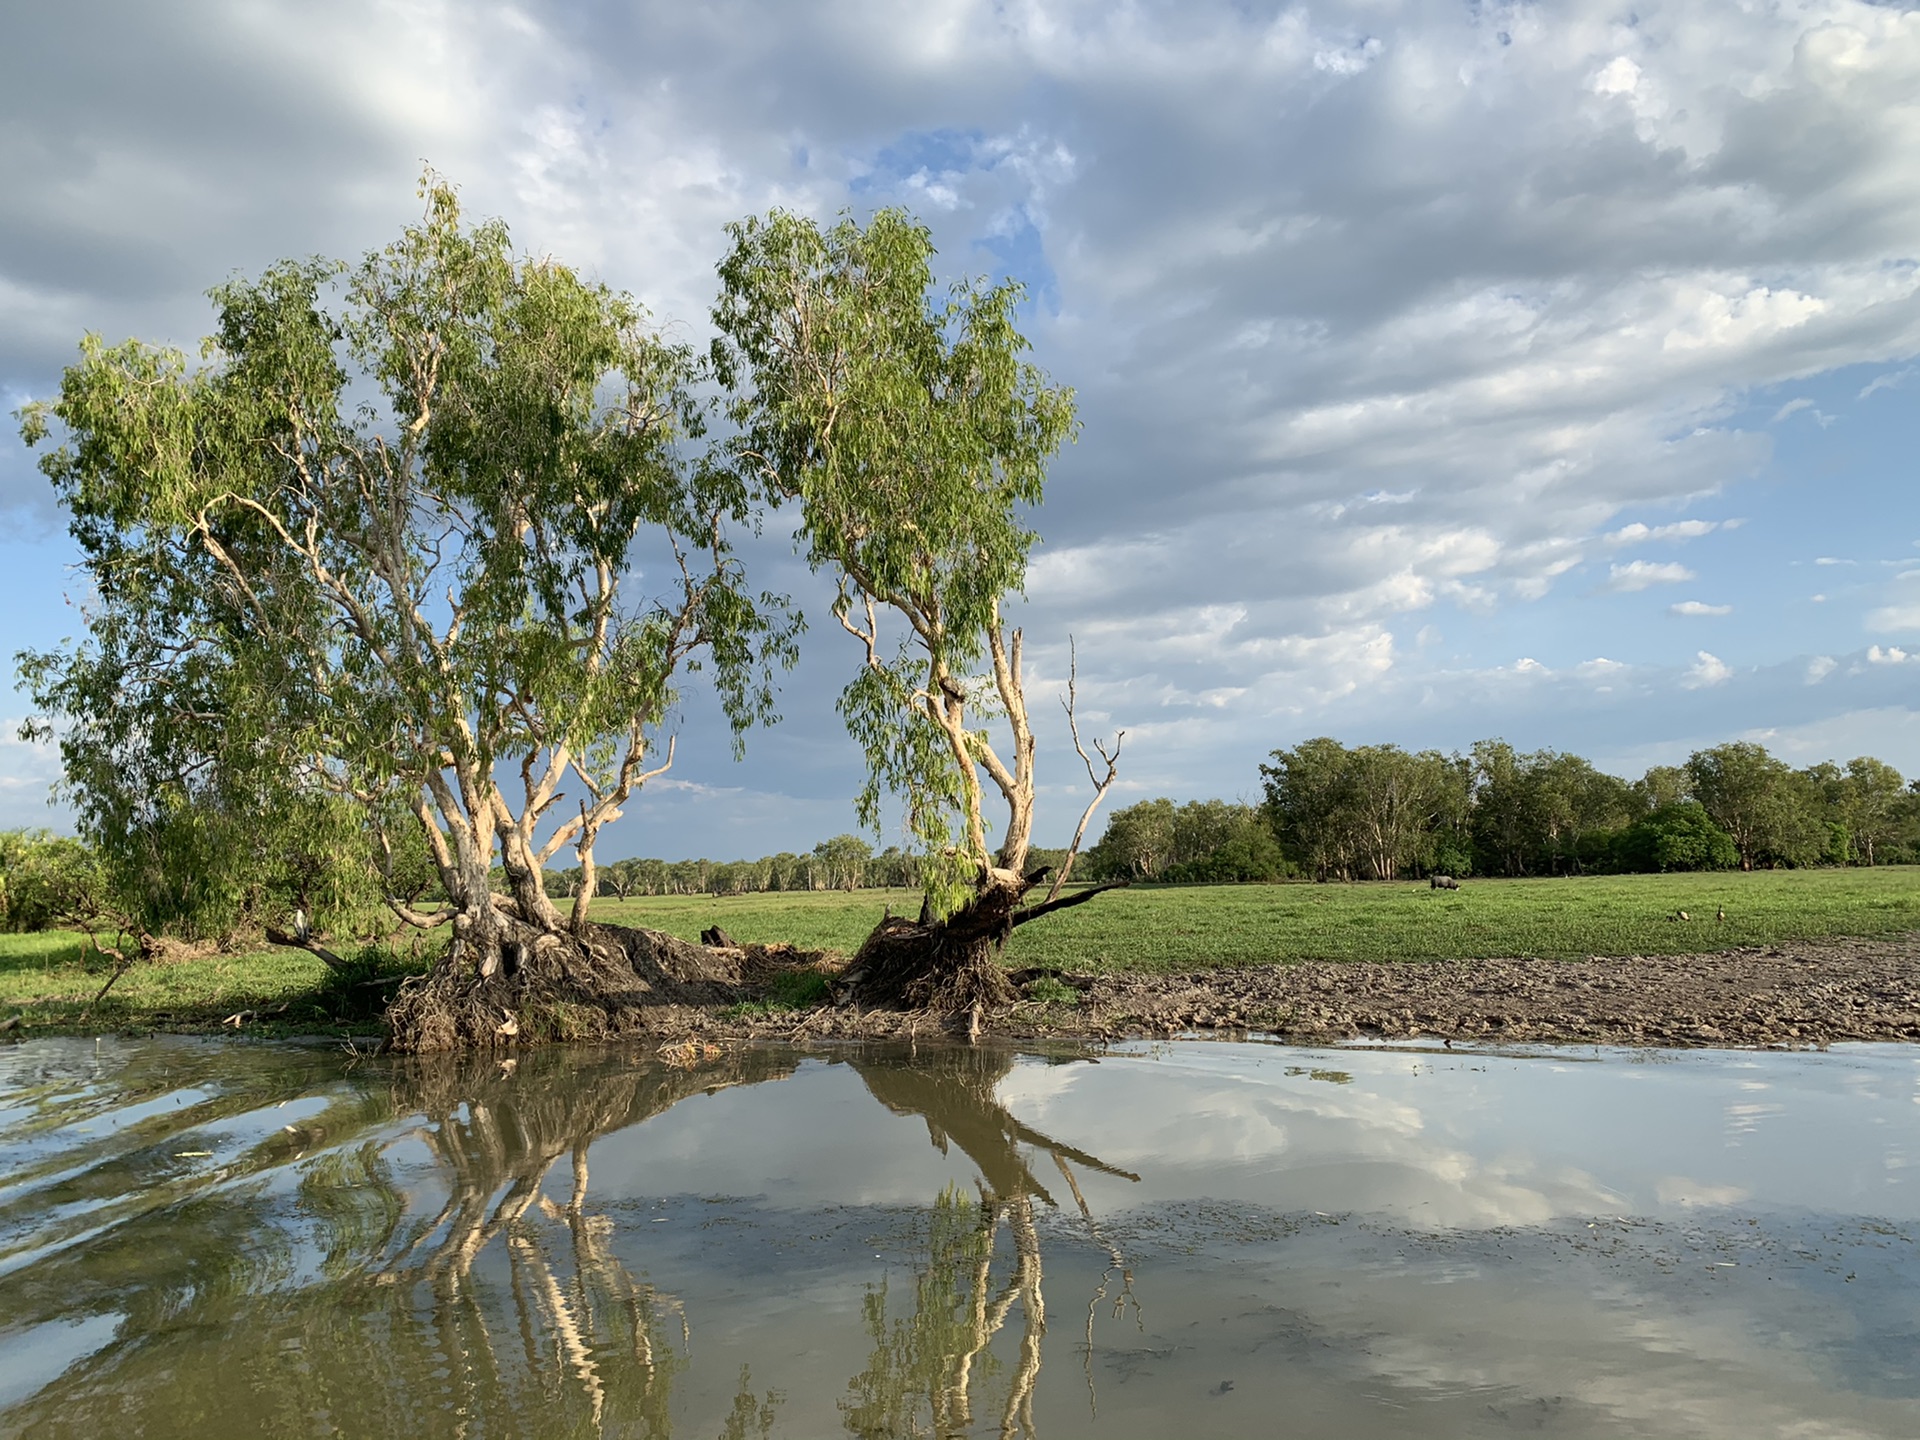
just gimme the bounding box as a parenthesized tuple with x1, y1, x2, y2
(389, 800, 793, 1051)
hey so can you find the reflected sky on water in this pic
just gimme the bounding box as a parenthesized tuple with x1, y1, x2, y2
(0, 1035, 1914, 1438)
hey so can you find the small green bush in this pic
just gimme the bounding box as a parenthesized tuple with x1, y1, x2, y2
(1611, 802, 1739, 872)
(0, 831, 107, 932)
(1164, 829, 1291, 883)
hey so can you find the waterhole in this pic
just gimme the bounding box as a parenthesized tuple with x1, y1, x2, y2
(0, 1035, 1914, 1437)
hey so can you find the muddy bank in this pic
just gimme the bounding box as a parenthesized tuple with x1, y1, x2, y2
(726, 934, 1920, 1049)
(23, 934, 1915, 1051)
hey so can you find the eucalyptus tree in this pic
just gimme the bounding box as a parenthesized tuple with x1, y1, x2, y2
(1686, 743, 1822, 870)
(1261, 739, 1463, 880)
(1632, 764, 1691, 815)
(1261, 737, 1360, 880)
(1838, 756, 1908, 866)
(711, 208, 1120, 1007)
(18, 179, 794, 1020)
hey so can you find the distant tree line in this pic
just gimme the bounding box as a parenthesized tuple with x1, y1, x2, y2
(6, 737, 1914, 935)
(540, 836, 1078, 900)
(541, 835, 913, 899)
(1077, 739, 1920, 883)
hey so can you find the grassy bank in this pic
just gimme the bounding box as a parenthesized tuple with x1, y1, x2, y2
(3, 868, 1917, 1034)
(0, 930, 425, 1038)
(603, 867, 1920, 971)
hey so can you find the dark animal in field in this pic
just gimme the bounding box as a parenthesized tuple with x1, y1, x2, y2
(1430, 875, 1460, 890)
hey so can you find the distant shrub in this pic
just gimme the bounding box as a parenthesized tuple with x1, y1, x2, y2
(1611, 802, 1739, 873)
(1428, 837, 1474, 879)
(0, 831, 106, 932)
(1821, 821, 1854, 866)
(1163, 829, 1291, 883)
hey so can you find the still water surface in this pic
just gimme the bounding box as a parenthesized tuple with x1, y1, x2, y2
(0, 1036, 1915, 1437)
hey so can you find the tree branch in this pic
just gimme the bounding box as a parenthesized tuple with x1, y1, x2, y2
(1046, 638, 1125, 903)
(265, 925, 356, 973)
(1010, 879, 1129, 928)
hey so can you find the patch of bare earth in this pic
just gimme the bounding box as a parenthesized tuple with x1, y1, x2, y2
(1030, 937, 1920, 1047)
(723, 935, 1920, 1049)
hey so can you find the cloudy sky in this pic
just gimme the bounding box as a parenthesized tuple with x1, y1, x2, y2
(4, 0, 1919, 858)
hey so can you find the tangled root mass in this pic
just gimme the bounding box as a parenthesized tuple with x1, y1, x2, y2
(385, 919, 836, 1054)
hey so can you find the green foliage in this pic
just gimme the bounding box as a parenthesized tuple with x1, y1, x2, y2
(1166, 828, 1290, 883)
(307, 940, 434, 1024)
(1085, 798, 1176, 879)
(1631, 764, 1690, 815)
(1470, 740, 1636, 877)
(713, 207, 1075, 883)
(1083, 798, 1288, 882)
(0, 831, 106, 933)
(1611, 802, 1740, 872)
(1251, 735, 1913, 880)
(1685, 742, 1827, 869)
(17, 175, 793, 943)
(812, 833, 875, 890)
(1260, 739, 1469, 880)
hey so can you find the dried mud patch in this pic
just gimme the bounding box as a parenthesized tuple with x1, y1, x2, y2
(1026, 935, 1920, 1047)
(704, 934, 1920, 1050)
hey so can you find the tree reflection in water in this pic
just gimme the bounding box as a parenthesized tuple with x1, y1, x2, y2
(843, 1048, 1141, 1438)
(1, 1046, 793, 1438)
(0, 1043, 1132, 1438)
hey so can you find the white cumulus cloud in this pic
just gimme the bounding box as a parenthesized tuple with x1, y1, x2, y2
(1608, 561, 1696, 592)
(1606, 520, 1728, 547)
(1683, 651, 1734, 688)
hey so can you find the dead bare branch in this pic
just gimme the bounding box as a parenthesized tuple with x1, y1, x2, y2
(1046, 639, 1125, 904)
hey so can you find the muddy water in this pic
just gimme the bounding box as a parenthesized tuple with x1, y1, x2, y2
(0, 1037, 1914, 1438)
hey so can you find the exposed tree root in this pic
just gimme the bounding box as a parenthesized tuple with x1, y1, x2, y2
(385, 920, 839, 1054)
(837, 869, 1040, 1013)
(831, 874, 1131, 1016)
(383, 869, 1126, 1050)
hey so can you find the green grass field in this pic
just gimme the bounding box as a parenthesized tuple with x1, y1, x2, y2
(601, 867, 1920, 970)
(3, 868, 1917, 1034)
